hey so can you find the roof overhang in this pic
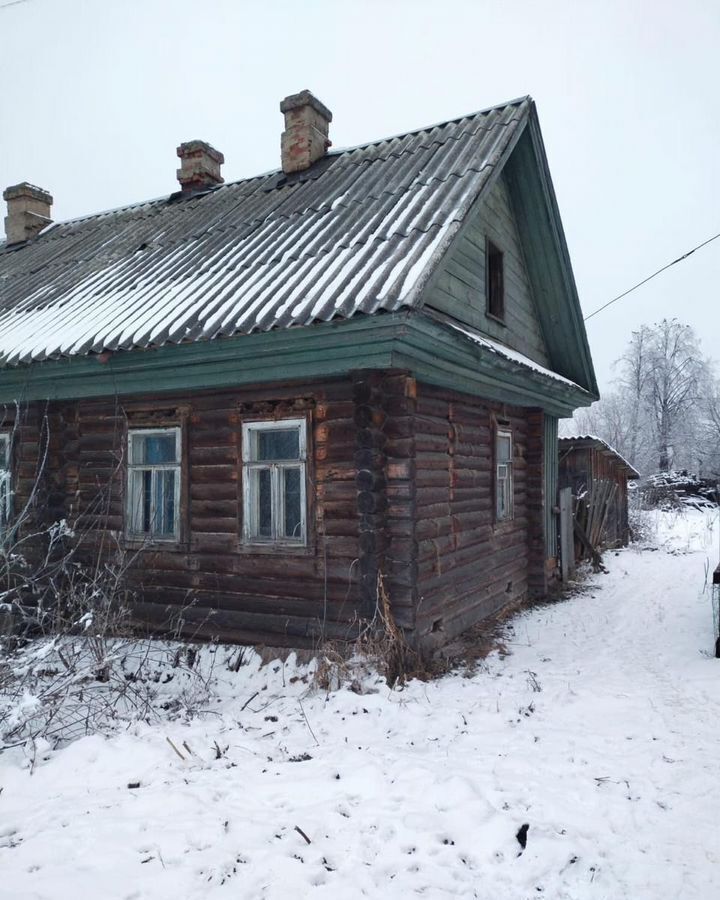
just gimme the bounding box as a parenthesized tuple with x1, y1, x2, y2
(502, 109, 599, 398)
(0, 311, 594, 416)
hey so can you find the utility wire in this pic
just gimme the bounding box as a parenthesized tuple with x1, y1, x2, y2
(584, 231, 720, 322)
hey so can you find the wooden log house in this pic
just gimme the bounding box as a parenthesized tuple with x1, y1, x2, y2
(0, 92, 598, 650)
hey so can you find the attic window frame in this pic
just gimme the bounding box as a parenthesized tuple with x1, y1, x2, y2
(485, 237, 505, 323)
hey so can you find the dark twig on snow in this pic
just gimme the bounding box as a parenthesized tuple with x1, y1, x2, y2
(240, 691, 259, 711)
(298, 699, 319, 746)
(166, 736, 186, 761)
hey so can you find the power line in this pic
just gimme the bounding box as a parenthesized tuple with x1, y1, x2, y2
(0, 0, 30, 9)
(584, 231, 720, 322)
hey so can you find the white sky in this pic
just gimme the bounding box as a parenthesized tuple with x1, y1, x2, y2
(1, 0, 718, 392)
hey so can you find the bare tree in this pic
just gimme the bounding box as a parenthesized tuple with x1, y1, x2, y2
(618, 325, 652, 467)
(637, 320, 705, 471)
(562, 319, 712, 475)
(700, 372, 720, 479)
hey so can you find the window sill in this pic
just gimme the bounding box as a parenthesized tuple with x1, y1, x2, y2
(492, 518, 516, 535)
(237, 539, 312, 556)
(486, 311, 507, 327)
(124, 537, 189, 553)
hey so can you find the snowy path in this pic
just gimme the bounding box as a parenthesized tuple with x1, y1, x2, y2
(1, 509, 719, 899)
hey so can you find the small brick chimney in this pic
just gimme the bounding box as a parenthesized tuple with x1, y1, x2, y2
(3, 182, 53, 245)
(176, 140, 224, 193)
(280, 90, 332, 174)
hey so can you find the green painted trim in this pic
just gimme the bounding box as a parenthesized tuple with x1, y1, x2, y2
(0, 314, 402, 402)
(412, 104, 599, 401)
(544, 414, 559, 559)
(503, 117, 599, 398)
(393, 315, 594, 417)
(0, 311, 593, 416)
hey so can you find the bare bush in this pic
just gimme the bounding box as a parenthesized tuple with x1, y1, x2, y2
(0, 410, 214, 751)
(312, 573, 431, 692)
(628, 498, 659, 548)
(0, 539, 214, 751)
(0, 632, 214, 751)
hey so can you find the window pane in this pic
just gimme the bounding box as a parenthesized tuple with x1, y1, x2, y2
(497, 469, 511, 520)
(132, 433, 177, 465)
(487, 240, 504, 319)
(128, 469, 145, 534)
(154, 469, 176, 536)
(497, 478, 506, 518)
(0, 437, 8, 469)
(258, 468, 272, 537)
(257, 428, 299, 461)
(497, 434, 511, 461)
(142, 469, 152, 532)
(283, 467, 302, 539)
(0, 472, 8, 528)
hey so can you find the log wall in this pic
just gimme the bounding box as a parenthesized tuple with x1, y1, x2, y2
(3, 372, 549, 650)
(411, 383, 539, 648)
(6, 380, 365, 646)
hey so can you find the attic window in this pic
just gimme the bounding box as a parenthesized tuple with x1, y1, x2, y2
(486, 239, 505, 322)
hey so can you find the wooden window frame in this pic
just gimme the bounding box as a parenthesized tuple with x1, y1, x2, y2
(486, 237, 505, 323)
(495, 425, 513, 523)
(241, 418, 308, 548)
(126, 426, 183, 543)
(0, 432, 11, 537)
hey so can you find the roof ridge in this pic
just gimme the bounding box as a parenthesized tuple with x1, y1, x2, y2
(328, 95, 532, 156)
(24, 96, 532, 235)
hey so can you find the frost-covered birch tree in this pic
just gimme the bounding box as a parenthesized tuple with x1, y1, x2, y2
(562, 319, 713, 475)
(634, 319, 705, 471)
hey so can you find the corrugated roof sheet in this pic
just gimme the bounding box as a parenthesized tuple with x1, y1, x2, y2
(559, 435, 641, 478)
(0, 97, 531, 366)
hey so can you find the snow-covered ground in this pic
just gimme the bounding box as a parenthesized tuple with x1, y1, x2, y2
(1, 508, 719, 899)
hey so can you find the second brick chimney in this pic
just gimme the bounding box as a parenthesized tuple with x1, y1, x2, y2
(176, 140, 225, 193)
(3, 182, 53, 245)
(280, 90, 332, 174)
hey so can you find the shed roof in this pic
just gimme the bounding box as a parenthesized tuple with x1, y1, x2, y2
(0, 97, 531, 367)
(559, 435, 641, 479)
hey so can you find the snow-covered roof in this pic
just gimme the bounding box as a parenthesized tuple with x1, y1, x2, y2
(559, 434, 640, 478)
(439, 315, 583, 391)
(0, 98, 532, 367)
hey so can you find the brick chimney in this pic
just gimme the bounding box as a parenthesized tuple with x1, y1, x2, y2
(176, 140, 224, 193)
(280, 90, 332, 174)
(3, 182, 53, 245)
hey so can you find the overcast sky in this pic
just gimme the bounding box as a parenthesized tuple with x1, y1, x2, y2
(1, 0, 718, 392)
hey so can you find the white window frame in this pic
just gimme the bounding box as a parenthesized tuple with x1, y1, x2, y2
(242, 418, 307, 546)
(0, 433, 11, 535)
(126, 427, 182, 542)
(495, 427, 513, 522)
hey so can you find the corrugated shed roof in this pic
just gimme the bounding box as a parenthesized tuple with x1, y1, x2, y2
(0, 97, 531, 366)
(559, 435, 641, 479)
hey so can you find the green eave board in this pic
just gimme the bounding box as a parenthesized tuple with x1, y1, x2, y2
(0, 312, 594, 417)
